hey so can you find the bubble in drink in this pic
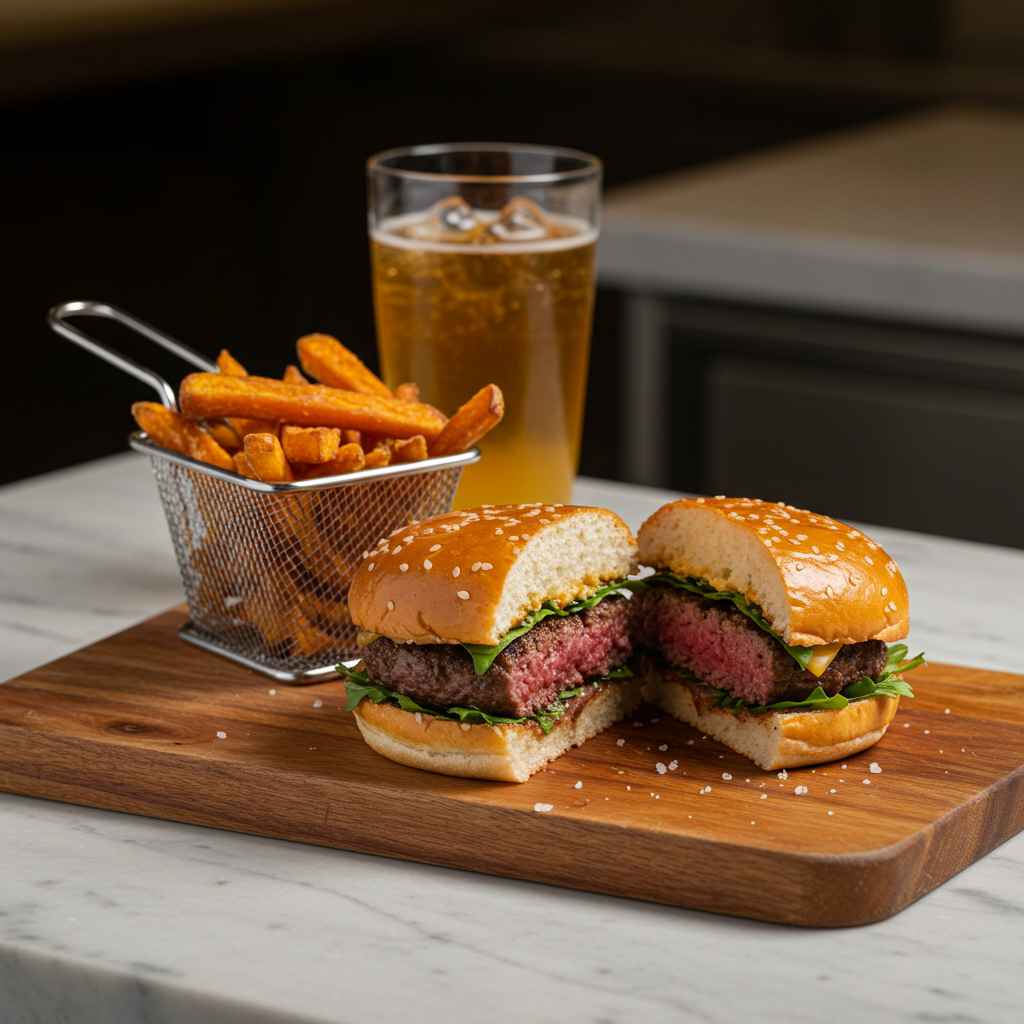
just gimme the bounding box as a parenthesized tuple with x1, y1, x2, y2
(408, 196, 480, 243)
(487, 197, 552, 243)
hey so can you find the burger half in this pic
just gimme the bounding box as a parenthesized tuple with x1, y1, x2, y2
(344, 504, 643, 782)
(635, 497, 924, 770)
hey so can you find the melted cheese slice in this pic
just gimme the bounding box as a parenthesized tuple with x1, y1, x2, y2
(804, 642, 843, 678)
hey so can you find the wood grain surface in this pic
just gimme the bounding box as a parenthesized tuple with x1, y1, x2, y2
(1, 606, 1022, 927)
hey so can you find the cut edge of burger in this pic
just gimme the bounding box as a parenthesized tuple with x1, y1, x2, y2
(344, 503, 642, 783)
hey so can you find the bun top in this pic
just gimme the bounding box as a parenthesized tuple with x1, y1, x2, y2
(638, 496, 909, 646)
(347, 503, 637, 645)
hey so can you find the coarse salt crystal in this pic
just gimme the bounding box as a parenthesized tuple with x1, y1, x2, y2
(573, 781, 583, 790)
(616, 738, 625, 747)
(533, 803, 553, 813)
(216, 731, 227, 740)
(760, 793, 767, 800)
(699, 785, 712, 795)
(827, 810, 834, 816)
(655, 763, 668, 775)
(312, 698, 323, 709)
(868, 762, 882, 774)
(777, 769, 789, 780)
(944, 708, 951, 715)
(268, 689, 277, 696)
(794, 785, 808, 796)
(668, 760, 679, 771)
(658, 744, 668, 752)
(863, 779, 871, 786)
(722, 772, 733, 781)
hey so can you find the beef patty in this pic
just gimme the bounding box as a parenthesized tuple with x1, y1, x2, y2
(361, 596, 634, 718)
(635, 587, 886, 705)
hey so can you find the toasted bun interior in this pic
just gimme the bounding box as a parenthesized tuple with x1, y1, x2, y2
(352, 682, 643, 783)
(637, 497, 909, 646)
(644, 670, 898, 771)
(348, 504, 637, 645)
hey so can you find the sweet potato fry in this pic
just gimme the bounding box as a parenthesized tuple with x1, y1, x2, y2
(206, 420, 242, 451)
(391, 434, 428, 463)
(180, 374, 446, 440)
(394, 381, 420, 403)
(181, 420, 235, 470)
(300, 442, 365, 479)
(288, 606, 335, 656)
(429, 384, 504, 456)
(362, 446, 391, 470)
(343, 429, 362, 447)
(296, 333, 392, 398)
(282, 364, 308, 385)
(131, 402, 188, 454)
(217, 349, 248, 377)
(232, 451, 259, 478)
(243, 432, 294, 483)
(281, 425, 341, 464)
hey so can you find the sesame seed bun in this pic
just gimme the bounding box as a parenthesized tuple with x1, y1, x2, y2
(351, 680, 644, 782)
(638, 497, 909, 647)
(644, 667, 898, 771)
(347, 504, 637, 645)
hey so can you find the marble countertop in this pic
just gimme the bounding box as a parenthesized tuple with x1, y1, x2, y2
(2, 454, 1024, 1023)
(599, 107, 1024, 334)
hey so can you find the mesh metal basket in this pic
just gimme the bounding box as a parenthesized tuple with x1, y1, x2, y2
(49, 300, 477, 682)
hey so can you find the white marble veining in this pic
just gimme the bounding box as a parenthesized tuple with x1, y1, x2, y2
(2, 454, 1024, 1023)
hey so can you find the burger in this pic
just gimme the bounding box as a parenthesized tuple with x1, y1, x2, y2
(634, 497, 924, 770)
(344, 503, 643, 782)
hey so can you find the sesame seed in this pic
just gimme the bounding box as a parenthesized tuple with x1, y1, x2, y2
(456, 590, 470, 600)
(881, 586, 888, 596)
(216, 731, 227, 740)
(429, 543, 441, 552)
(509, 535, 519, 541)
(533, 802, 553, 813)
(495, 528, 503, 535)
(386, 600, 395, 611)
(836, 541, 845, 551)
(811, 545, 820, 554)
(423, 559, 432, 570)
(865, 556, 874, 566)
(391, 545, 402, 555)
(399, 563, 409, 573)
(480, 562, 493, 571)
(452, 566, 461, 577)
(367, 562, 375, 572)
(826, 585, 835, 598)
(403, 536, 414, 544)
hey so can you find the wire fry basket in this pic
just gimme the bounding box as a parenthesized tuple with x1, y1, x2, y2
(49, 300, 477, 682)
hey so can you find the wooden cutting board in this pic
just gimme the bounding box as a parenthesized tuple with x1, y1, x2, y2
(2, 606, 1022, 927)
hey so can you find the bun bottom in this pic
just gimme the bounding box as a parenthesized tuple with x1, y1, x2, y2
(644, 669, 898, 770)
(352, 682, 643, 783)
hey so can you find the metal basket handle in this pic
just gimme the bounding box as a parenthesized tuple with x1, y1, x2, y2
(47, 300, 217, 410)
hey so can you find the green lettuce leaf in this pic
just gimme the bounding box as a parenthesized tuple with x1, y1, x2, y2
(711, 643, 925, 714)
(339, 663, 634, 735)
(460, 579, 642, 675)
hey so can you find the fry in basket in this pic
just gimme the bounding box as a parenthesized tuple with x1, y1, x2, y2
(206, 420, 242, 451)
(296, 333, 392, 399)
(391, 434, 429, 463)
(363, 446, 391, 470)
(232, 451, 258, 478)
(282, 364, 308, 385)
(288, 606, 335, 656)
(300, 442, 366, 479)
(179, 374, 446, 439)
(281, 425, 341, 465)
(394, 381, 420, 403)
(182, 420, 235, 470)
(131, 402, 188, 454)
(429, 384, 504, 456)
(216, 349, 248, 377)
(243, 432, 294, 482)
(343, 428, 362, 447)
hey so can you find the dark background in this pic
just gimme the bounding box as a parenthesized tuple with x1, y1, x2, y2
(5, 1, 1023, 542)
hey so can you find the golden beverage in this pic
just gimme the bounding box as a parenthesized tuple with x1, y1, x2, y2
(371, 205, 597, 507)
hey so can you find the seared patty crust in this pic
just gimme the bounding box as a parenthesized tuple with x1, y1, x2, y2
(361, 596, 634, 718)
(635, 587, 886, 704)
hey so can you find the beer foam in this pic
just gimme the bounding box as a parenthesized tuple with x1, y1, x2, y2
(372, 209, 597, 254)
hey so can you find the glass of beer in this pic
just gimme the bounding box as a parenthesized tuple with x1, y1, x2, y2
(368, 144, 601, 507)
